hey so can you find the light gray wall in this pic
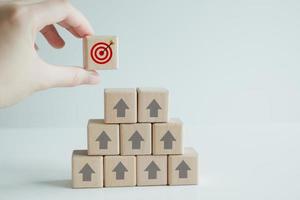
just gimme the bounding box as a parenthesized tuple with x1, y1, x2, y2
(1, 0, 300, 128)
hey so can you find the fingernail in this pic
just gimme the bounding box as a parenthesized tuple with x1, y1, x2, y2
(87, 71, 100, 84)
(88, 70, 98, 76)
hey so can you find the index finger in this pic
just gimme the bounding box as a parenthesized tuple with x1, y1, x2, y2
(28, 0, 94, 37)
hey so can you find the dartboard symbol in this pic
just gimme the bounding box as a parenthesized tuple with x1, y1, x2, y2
(90, 41, 113, 64)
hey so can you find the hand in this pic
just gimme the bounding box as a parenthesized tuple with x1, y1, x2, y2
(0, 0, 100, 108)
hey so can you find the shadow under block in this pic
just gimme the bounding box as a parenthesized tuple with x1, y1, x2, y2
(120, 123, 151, 155)
(104, 156, 136, 187)
(168, 148, 198, 185)
(137, 155, 167, 186)
(137, 88, 169, 123)
(152, 119, 183, 155)
(87, 119, 119, 155)
(104, 88, 137, 123)
(72, 150, 103, 188)
(83, 35, 118, 70)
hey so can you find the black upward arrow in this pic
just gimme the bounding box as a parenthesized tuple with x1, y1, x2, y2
(79, 163, 95, 181)
(175, 160, 191, 178)
(113, 98, 129, 117)
(128, 131, 144, 149)
(147, 99, 162, 117)
(96, 131, 111, 149)
(113, 162, 128, 180)
(144, 161, 160, 179)
(160, 131, 176, 149)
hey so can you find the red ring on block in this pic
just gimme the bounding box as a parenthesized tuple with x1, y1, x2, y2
(90, 42, 113, 64)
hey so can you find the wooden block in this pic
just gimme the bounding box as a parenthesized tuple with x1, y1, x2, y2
(137, 155, 167, 186)
(83, 35, 118, 70)
(120, 123, 151, 155)
(104, 156, 136, 187)
(104, 88, 137, 123)
(152, 118, 183, 155)
(168, 147, 198, 185)
(72, 150, 103, 188)
(137, 88, 169, 122)
(87, 119, 119, 155)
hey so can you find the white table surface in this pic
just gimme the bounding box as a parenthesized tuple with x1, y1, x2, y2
(0, 123, 299, 200)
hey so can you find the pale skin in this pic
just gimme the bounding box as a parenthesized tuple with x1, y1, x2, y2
(0, 0, 100, 108)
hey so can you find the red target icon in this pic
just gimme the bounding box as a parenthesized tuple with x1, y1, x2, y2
(90, 41, 113, 64)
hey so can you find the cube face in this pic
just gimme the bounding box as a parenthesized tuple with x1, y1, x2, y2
(168, 148, 198, 185)
(153, 119, 183, 155)
(104, 156, 136, 187)
(87, 119, 119, 155)
(83, 35, 118, 70)
(104, 88, 137, 123)
(138, 88, 169, 123)
(120, 123, 151, 155)
(137, 156, 167, 186)
(72, 150, 103, 188)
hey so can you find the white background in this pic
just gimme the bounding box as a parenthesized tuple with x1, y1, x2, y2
(1, 0, 300, 199)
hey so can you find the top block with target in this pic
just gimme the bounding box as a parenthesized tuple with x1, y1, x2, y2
(83, 35, 118, 70)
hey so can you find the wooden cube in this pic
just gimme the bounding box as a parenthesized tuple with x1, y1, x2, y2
(137, 155, 167, 186)
(137, 88, 169, 122)
(104, 88, 137, 123)
(168, 147, 198, 185)
(72, 150, 103, 188)
(152, 118, 183, 155)
(120, 123, 151, 155)
(87, 119, 119, 155)
(83, 35, 118, 70)
(104, 156, 136, 187)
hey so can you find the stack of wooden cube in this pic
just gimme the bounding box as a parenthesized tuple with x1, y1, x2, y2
(72, 88, 198, 188)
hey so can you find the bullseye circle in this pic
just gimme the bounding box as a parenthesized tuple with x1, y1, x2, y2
(90, 42, 113, 64)
(94, 46, 109, 61)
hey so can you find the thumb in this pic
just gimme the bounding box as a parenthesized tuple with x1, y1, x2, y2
(38, 63, 100, 90)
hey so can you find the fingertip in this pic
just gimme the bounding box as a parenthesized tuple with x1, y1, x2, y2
(75, 25, 94, 38)
(82, 24, 94, 36)
(88, 69, 98, 74)
(87, 26, 95, 36)
(40, 25, 66, 49)
(85, 70, 100, 85)
(53, 39, 65, 49)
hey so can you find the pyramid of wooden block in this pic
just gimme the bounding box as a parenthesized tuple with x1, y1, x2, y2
(72, 88, 198, 188)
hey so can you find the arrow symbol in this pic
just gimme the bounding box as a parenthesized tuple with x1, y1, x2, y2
(113, 162, 128, 180)
(175, 160, 191, 178)
(144, 161, 160, 179)
(96, 131, 111, 149)
(100, 40, 114, 55)
(160, 130, 176, 149)
(128, 131, 144, 149)
(79, 163, 95, 182)
(113, 98, 129, 117)
(146, 99, 162, 117)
